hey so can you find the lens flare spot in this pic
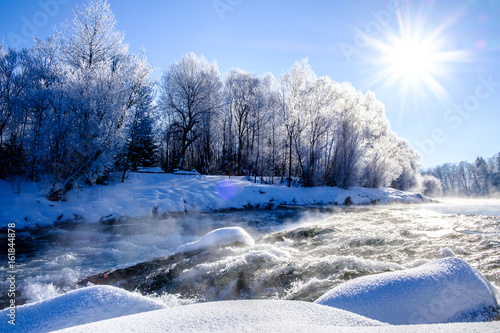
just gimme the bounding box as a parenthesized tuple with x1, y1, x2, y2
(475, 39, 486, 50)
(216, 179, 239, 201)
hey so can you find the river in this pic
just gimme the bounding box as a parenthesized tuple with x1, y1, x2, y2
(2, 198, 500, 308)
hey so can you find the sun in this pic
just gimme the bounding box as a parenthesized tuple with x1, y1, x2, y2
(370, 31, 450, 105)
(364, 4, 473, 106)
(385, 38, 434, 81)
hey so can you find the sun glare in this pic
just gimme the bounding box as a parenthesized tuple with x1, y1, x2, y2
(365, 5, 473, 106)
(386, 39, 433, 80)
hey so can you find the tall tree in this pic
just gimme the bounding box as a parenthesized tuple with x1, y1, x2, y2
(0, 46, 30, 185)
(279, 59, 316, 186)
(58, 0, 126, 69)
(0, 47, 27, 150)
(224, 68, 264, 175)
(323, 83, 365, 188)
(45, 0, 154, 200)
(159, 53, 221, 171)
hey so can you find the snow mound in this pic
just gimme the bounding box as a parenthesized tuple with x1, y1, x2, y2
(315, 257, 499, 325)
(175, 227, 254, 254)
(0, 285, 165, 333)
(53, 299, 386, 332)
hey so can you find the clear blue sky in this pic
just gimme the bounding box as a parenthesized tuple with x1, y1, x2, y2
(1, 0, 499, 168)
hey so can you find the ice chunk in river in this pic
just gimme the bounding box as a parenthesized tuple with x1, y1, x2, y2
(175, 226, 254, 254)
(315, 257, 499, 325)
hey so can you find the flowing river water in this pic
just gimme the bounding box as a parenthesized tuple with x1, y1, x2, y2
(2, 198, 500, 308)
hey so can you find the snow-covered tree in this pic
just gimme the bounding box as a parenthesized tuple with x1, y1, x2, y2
(224, 68, 266, 175)
(426, 153, 500, 197)
(43, 0, 154, 199)
(260, 72, 283, 184)
(127, 108, 157, 168)
(0, 47, 27, 150)
(0, 45, 32, 189)
(57, 0, 127, 70)
(385, 137, 420, 191)
(422, 174, 443, 197)
(279, 59, 316, 186)
(159, 53, 221, 171)
(322, 83, 366, 188)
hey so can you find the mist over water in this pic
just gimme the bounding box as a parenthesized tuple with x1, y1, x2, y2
(419, 198, 500, 216)
(2, 199, 500, 308)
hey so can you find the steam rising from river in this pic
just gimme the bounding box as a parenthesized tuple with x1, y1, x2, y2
(2, 198, 500, 307)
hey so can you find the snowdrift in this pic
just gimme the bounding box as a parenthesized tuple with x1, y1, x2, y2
(175, 226, 254, 254)
(53, 300, 386, 332)
(0, 285, 165, 333)
(315, 257, 500, 325)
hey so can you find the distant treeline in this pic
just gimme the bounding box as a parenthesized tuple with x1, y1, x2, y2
(0, 0, 421, 200)
(423, 153, 500, 197)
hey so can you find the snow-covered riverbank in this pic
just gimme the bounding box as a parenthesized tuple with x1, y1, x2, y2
(0, 171, 429, 229)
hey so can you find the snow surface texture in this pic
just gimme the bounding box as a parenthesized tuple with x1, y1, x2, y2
(0, 285, 166, 333)
(0, 173, 428, 229)
(49, 301, 500, 333)
(315, 257, 500, 325)
(175, 227, 254, 254)
(53, 300, 386, 332)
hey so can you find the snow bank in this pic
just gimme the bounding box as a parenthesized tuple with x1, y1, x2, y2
(0, 285, 165, 333)
(53, 299, 386, 332)
(175, 226, 254, 254)
(0, 173, 429, 229)
(49, 299, 500, 333)
(315, 257, 500, 325)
